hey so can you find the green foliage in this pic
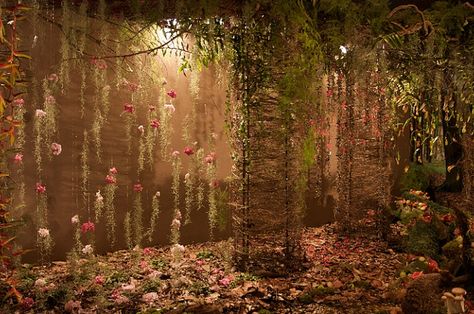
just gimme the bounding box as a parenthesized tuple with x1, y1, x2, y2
(399, 163, 444, 192)
(196, 250, 214, 260)
(404, 221, 439, 258)
(188, 280, 210, 295)
(150, 259, 168, 270)
(141, 278, 161, 293)
(298, 285, 336, 304)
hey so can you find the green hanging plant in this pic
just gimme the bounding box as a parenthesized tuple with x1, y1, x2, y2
(145, 105, 160, 170)
(195, 148, 206, 211)
(36, 184, 52, 263)
(132, 183, 144, 246)
(170, 151, 182, 244)
(80, 130, 90, 212)
(124, 211, 132, 249)
(147, 191, 161, 243)
(137, 128, 146, 174)
(104, 167, 118, 247)
(58, 0, 71, 93)
(42, 78, 59, 157)
(94, 189, 104, 222)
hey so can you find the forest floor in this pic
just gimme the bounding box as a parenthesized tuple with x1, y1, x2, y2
(9, 221, 412, 314)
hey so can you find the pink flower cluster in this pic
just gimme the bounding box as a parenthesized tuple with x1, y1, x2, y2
(204, 152, 216, 164)
(81, 221, 95, 234)
(90, 58, 107, 70)
(105, 167, 117, 184)
(150, 119, 160, 129)
(123, 103, 134, 113)
(51, 142, 62, 156)
(36, 183, 46, 194)
(184, 146, 194, 156)
(133, 183, 143, 192)
(167, 89, 177, 98)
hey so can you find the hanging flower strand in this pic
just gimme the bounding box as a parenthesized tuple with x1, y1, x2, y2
(104, 167, 118, 247)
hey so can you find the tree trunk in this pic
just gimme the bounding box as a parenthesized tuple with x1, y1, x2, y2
(439, 77, 463, 192)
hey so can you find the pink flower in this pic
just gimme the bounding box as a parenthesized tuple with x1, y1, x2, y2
(209, 180, 219, 189)
(421, 212, 432, 223)
(133, 183, 143, 192)
(184, 147, 194, 156)
(442, 213, 454, 223)
(427, 259, 439, 272)
(51, 142, 62, 155)
(21, 297, 35, 310)
(326, 89, 333, 97)
(109, 167, 118, 175)
(47, 73, 59, 82)
(105, 174, 116, 184)
(167, 89, 177, 98)
(36, 183, 46, 193)
(94, 275, 105, 285)
(123, 103, 134, 113)
(410, 271, 423, 280)
(171, 150, 180, 158)
(13, 98, 24, 107)
(204, 152, 216, 164)
(196, 259, 205, 266)
(143, 247, 153, 255)
(139, 260, 149, 270)
(126, 82, 140, 92)
(13, 153, 23, 164)
(81, 221, 95, 234)
(150, 119, 160, 128)
(218, 275, 234, 287)
(64, 300, 81, 313)
(90, 58, 107, 70)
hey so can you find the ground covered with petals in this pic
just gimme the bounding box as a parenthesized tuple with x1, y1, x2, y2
(2, 223, 427, 313)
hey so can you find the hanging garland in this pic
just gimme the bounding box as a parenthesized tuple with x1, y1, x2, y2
(170, 151, 182, 244)
(103, 167, 118, 247)
(132, 182, 144, 246)
(147, 191, 161, 243)
(80, 130, 90, 215)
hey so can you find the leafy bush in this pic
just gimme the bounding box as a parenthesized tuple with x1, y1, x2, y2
(399, 163, 444, 192)
(404, 221, 439, 258)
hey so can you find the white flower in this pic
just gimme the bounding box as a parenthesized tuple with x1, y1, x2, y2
(155, 191, 160, 198)
(171, 150, 180, 158)
(121, 282, 136, 292)
(142, 292, 159, 304)
(170, 244, 185, 257)
(164, 103, 176, 113)
(138, 125, 144, 134)
(96, 190, 104, 203)
(38, 228, 50, 238)
(71, 215, 79, 224)
(34, 278, 47, 288)
(171, 218, 181, 229)
(35, 109, 47, 118)
(45, 95, 55, 104)
(82, 244, 93, 255)
(184, 173, 190, 183)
